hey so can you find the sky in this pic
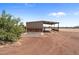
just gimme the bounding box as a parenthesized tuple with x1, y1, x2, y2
(0, 3, 79, 27)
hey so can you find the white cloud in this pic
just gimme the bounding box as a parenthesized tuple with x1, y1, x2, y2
(50, 13, 57, 16)
(49, 12, 66, 16)
(57, 12, 66, 16)
(74, 12, 79, 15)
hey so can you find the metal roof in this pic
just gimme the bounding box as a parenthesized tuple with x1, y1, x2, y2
(27, 21, 59, 24)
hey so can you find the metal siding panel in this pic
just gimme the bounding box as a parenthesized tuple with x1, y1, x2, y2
(27, 22, 43, 29)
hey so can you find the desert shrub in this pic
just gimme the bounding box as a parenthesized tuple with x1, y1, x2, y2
(0, 10, 25, 44)
(0, 29, 6, 41)
(5, 33, 17, 42)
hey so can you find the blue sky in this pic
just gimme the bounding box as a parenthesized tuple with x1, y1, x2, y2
(0, 3, 79, 27)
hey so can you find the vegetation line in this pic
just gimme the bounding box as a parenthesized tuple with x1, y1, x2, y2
(0, 10, 25, 45)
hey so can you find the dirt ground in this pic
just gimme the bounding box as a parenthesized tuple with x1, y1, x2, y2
(0, 29, 79, 55)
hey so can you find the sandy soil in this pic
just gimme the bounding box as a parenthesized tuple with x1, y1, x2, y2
(0, 29, 79, 55)
(59, 29, 79, 32)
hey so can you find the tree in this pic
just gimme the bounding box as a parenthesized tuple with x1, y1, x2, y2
(0, 10, 25, 44)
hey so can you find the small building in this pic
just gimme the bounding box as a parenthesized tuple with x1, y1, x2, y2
(26, 21, 59, 32)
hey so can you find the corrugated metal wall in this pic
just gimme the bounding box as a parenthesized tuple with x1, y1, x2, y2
(26, 22, 43, 32)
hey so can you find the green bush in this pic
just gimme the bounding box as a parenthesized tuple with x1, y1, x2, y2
(0, 29, 6, 41)
(0, 31, 17, 42)
(0, 10, 25, 44)
(5, 33, 18, 42)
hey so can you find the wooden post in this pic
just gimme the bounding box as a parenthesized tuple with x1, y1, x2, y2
(58, 23, 59, 31)
(54, 24, 55, 30)
(51, 24, 52, 31)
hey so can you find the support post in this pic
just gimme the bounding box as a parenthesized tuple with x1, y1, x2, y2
(51, 24, 52, 31)
(58, 23, 59, 31)
(54, 24, 55, 30)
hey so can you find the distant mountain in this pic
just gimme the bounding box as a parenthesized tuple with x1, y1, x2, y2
(74, 26, 79, 28)
(59, 26, 79, 29)
(59, 27, 73, 29)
